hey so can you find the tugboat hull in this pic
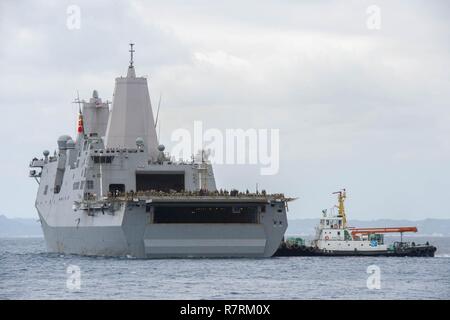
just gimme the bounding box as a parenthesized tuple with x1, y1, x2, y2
(274, 244, 437, 257)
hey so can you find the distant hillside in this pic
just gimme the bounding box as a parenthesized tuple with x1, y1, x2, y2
(0, 215, 449, 237)
(0, 215, 42, 237)
(287, 218, 450, 236)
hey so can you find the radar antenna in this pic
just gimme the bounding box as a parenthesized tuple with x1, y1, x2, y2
(154, 93, 162, 128)
(158, 119, 161, 142)
(129, 43, 135, 67)
(72, 90, 82, 113)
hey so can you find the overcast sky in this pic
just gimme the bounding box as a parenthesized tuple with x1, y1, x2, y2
(1, 0, 449, 220)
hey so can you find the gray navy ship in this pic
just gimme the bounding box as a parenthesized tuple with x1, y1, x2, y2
(29, 45, 292, 258)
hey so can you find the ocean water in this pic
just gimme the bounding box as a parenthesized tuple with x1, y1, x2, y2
(0, 237, 449, 300)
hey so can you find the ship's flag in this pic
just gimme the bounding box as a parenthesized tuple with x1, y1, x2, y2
(77, 110, 84, 134)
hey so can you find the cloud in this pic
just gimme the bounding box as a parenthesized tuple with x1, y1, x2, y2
(0, 0, 449, 219)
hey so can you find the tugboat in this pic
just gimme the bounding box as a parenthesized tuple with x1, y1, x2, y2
(275, 189, 436, 257)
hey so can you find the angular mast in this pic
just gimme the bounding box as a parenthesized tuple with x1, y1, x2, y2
(104, 44, 159, 159)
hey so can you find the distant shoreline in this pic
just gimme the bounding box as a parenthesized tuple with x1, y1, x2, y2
(1, 215, 450, 238)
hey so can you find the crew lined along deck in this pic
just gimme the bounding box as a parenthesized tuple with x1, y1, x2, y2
(83, 190, 293, 202)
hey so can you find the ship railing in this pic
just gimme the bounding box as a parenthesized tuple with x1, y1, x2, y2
(77, 190, 294, 206)
(91, 148, 142, 155)
(29, 169, 41, 178)
(104, 190, 292, 201)
(29, 158, 46, 168)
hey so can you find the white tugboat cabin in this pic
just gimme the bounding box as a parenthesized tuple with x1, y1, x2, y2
(313, 189, 388, 254)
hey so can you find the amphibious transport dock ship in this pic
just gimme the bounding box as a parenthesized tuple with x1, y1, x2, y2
(29, 45, 292, 258)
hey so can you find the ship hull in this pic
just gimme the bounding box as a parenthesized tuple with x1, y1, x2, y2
(37, 201, 287, 258)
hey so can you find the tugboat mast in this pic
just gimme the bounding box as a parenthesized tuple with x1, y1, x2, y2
(333, 189, 347, 227)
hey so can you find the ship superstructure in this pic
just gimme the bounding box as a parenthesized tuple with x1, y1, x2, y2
(29, 45, 292, 258)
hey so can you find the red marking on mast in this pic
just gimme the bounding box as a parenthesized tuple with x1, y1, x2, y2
(77, 112, 84, 133)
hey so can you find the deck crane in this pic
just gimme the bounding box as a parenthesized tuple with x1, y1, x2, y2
(349, 227, 418, 242)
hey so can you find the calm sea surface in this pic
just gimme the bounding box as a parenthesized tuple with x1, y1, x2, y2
(1, 237, 449, 299)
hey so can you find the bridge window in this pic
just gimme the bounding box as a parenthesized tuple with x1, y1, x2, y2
(86, 180, 94, 189)
(109, 184, 125, 194)
(152, 205, 259, 224)
(92, 156, 114, 164)
(136, 173, 185, 192)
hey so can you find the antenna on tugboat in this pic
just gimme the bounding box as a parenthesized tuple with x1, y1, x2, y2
(333, 188, 347, 227)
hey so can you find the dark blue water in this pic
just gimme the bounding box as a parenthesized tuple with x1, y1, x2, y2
(0, 237, 449, 299)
